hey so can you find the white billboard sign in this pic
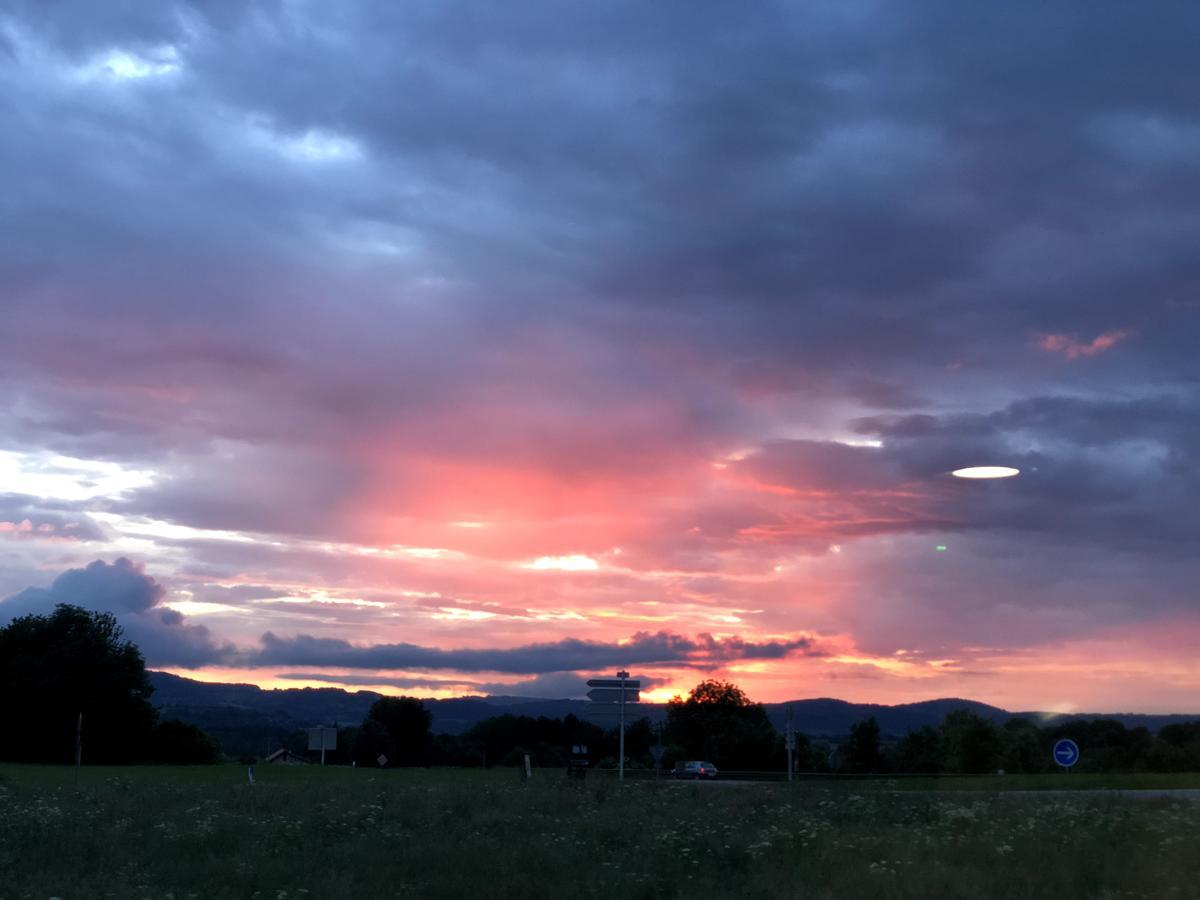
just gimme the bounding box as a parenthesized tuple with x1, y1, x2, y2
(307, 726, 337, 751)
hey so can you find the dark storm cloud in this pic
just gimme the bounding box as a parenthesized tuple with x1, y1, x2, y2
(4, 0, 1198, 433)
(854, 391, 1200, 550)
(725, 388, 1200, 554)
(854, 394, 1200, 448)
(250, 630, 821, 674)
(0, 558, 235, 666)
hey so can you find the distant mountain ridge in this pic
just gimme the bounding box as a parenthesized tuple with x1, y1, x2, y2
(148, 672, 1198, 740)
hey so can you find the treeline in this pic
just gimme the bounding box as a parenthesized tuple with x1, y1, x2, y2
(274, 680, 784, 770)
(840, 711, 1200, 775)
(285, 681, 1200, 775)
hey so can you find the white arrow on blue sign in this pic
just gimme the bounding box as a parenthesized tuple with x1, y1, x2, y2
(1052, 738, 1080, 768)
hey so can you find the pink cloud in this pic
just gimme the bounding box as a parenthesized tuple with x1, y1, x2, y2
(1036, 328, 1134, 360)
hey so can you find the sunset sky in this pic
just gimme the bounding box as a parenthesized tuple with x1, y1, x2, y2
(2, 2, 1198, 713)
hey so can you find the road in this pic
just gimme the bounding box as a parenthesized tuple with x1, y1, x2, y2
(662, 780, 1200, 799)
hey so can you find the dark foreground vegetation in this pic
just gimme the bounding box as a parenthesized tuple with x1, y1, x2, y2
(2, 765, 1198, 899)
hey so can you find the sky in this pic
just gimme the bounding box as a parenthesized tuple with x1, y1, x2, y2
(1, 1, 1198, 713)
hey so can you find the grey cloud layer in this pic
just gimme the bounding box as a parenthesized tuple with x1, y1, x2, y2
(252, 630, 821, 674)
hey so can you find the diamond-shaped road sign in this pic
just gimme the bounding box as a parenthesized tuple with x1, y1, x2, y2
(587, 688, 640, 703)
(586, 678, 641, 689)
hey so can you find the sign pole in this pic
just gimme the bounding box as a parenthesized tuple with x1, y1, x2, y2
(74, 712, 82, 786)
(617, 669, 629, 782)
(786, 704, 794, 782)
(585, 674, 641, 781)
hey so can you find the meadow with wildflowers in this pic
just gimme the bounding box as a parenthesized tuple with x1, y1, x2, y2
(1, 765, 1198, 899)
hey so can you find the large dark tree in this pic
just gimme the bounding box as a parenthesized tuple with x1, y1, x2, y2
(665, 680, 776, 769)
(893, 725, 943, 773)
(940, 709, 1003, 774)
(353, 696, 433, 766)
(844, 717, 886, 773)
(0, 604, 158, 763)
(999, 717, 1043, 774)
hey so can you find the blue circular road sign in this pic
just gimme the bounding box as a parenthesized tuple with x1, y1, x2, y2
(1053, 738, 1080, 768)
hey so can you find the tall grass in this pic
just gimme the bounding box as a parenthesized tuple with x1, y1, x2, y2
(1, 765, 1197, 898)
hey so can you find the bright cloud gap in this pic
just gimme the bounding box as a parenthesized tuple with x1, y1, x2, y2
(951, 466, 1021, 479)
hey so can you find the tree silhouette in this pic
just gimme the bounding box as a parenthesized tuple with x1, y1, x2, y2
(844, 717, 885, 773)
(0, 604, 158, 763)
(939, 709, 1003, 773)
(666, 679, 776, 769)
(354, 696, 433, 766)
(894, 725, 942, 773)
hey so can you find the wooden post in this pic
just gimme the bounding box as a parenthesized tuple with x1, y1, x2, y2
(74, 712, 82, 785)
(786, 705, 794, 782)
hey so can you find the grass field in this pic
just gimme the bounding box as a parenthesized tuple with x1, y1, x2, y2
(2, 765, 1198, 899)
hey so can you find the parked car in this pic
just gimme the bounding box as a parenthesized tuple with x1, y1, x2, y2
(673, 760, 719, 779)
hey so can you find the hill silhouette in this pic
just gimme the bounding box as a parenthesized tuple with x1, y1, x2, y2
(148, 672, 1198, 743)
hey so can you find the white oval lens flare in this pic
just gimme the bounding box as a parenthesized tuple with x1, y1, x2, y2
(951, 466, 1020, 479)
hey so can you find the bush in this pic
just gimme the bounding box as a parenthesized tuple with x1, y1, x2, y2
(150, 719, 221, 764)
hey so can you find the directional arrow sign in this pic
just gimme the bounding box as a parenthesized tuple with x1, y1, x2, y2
(587, 688, 640, 703)
(587, 678, 641, 689)
(1052, 738, 1079, 768)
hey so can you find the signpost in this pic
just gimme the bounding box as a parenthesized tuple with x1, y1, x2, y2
(587, 672, 640, 782)
(785, 705, 795, 782)
(586, 688, 641, 703)
(649, 743, 666, 779)
(308, 726, 337, 765)
(1053, 738, 1080, 770)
